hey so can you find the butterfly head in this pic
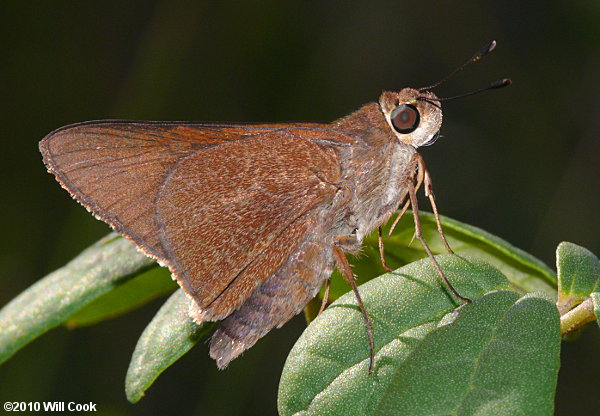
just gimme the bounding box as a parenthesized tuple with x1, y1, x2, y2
(379, 88, 442, 148)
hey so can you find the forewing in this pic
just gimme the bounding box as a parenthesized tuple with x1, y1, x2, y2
(40, 121, 245, 259)
(156, 130, 343, 320)
(40, 120, 354, 320)
(39, 120, 337, 260)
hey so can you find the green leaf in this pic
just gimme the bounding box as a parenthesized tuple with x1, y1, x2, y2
(125, 289, 214, 403)
(324, 211, 556, 303)
(67, 266, 177, 327)
(279, 258, 560, 416)
(373, 292, 560, 416)
(556, 241, 600, 314)
(0, 233, 154, 364)
(278, 254, 513, 415)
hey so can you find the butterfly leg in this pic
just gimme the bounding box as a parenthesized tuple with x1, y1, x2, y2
(333, 236, 375, 374)
(318, 279, 331, 315)
(387, 153, 425, 237)
(407, 179, 471, 303)
(380, 155, 424, 267)
(414, 154, 453, 254)
(377, 226, 393, 272)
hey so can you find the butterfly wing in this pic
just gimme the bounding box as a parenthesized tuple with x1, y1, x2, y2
(40, 120, 354, 320)
(156, 130, 344, 320)
(40, 120, 260, 260)
(39, 120, 346, 258)
(210, 219, 335, 368)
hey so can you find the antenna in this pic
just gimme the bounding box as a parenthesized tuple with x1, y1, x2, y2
(418, 40, 497, 91)
(418, 78, 512, 103)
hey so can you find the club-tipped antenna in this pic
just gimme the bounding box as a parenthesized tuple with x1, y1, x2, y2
(418, 40, 497, 91)
(418, 78, 511, 103)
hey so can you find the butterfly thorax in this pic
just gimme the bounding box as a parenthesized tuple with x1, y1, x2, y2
(329, 103, 418, 245)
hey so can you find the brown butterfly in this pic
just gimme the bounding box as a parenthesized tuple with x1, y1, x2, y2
(39, 41, 508, 372)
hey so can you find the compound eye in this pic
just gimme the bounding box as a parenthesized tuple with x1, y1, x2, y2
(390, 104, 420, 134)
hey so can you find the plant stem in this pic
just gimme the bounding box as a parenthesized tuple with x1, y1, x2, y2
(560, 298, 595, 335)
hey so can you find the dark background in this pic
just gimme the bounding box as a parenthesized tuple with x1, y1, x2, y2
(1, 1, 598, 415)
